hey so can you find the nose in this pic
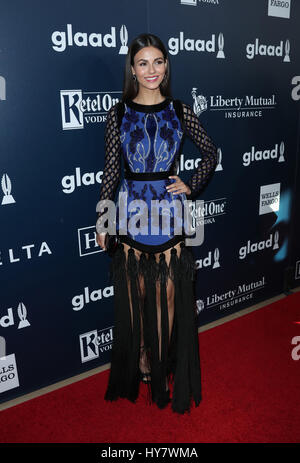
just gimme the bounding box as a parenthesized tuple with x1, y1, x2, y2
(149, 62, 156, 74)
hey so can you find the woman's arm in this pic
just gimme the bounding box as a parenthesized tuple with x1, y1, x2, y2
(181, 102, 218, 199)
(96, 103, 121, 224)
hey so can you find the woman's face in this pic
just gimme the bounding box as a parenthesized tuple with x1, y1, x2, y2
(131, 46, 167, 91)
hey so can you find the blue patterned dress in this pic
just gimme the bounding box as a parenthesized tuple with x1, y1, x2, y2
(117, 98, 186, 251)
(96, 96, 218, 414)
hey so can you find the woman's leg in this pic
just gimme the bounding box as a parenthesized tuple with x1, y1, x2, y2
(154, 241, 183, 389)
(121, 243, 149, 376)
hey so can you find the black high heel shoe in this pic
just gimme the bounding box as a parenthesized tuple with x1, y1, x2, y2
(139, 345, 151, 383)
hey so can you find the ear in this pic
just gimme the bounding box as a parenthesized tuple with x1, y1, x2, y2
(131, 65, 135, 75)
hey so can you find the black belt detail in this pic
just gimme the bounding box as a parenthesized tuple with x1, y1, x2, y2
(124, 169, 172, 180)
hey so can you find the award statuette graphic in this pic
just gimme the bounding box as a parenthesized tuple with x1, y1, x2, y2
(1, 173, 15, 205)
(273, 231, 279, 250)
(278, 141, 285, 163)
(0, 75, 6, 101)
(283, 39, 290, 63)
(17, 302, 31, 329)
(216, 33, 225, 59)
(119, 25, 128, 55)
(191, 88, 208, 117)
(0, 336, 6, 358)
(212, 248, 221, 268)
(215, 148, 223, 171)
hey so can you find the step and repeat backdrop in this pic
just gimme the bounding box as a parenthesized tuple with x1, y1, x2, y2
(1, 0, 299, 403)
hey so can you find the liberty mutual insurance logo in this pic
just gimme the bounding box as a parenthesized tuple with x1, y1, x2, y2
(51, 24, 129, 53)
(190, 87, 277, 120)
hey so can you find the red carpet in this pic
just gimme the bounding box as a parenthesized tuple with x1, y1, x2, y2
(1, 291, 300, 443)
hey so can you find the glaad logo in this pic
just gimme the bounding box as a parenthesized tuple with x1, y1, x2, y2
(0, 76, 6, 101)
(51, 24, 128, 53)
(168, 32, 225, 58)
(259, 183, 281, 215)
(60, 90, 121, 130)
(268, 0, 291, 19)
(239, 232, 279, 260)
(195, 248, 221, 270)
(1, 174, 16, 205)
(72, 285, 114, 311)
(0, 302, 31, 329)
(242, 142, 285, 166)
(79, 327, 113, 363)
(291, 76, 300, 101)
(291, 335, 300, 360)
(61, 167, 103, 194)
(206, 276, 266, 311)
(191, 87, 276, 119)
(246, 38, 291, 62)
(175, 153, 202, 175)
(0, 353, 20, 394)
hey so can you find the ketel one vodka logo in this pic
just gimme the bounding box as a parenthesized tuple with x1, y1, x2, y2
(60, 90, 121, 130)
(168, 32, 225, 58)
(239, 232, 279, 260)
(0, 302, 31, 329)
(246, 38, 291, 62)
(51, 24, 128, 54)
(1, 174, 15, 205)
(79, 327, 113, 363)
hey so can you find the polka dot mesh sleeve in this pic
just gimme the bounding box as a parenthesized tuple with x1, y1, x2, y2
(182, 102, 218, 198)
(96, 104, 121, 222)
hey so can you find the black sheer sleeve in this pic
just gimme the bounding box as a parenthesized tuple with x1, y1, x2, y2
(96, 103, 121, 226)
(181, 102, 217, 199)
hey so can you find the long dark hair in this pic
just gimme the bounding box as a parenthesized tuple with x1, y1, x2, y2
(122, 33, 172, 102)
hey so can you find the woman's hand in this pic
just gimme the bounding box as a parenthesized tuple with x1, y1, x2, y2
(166, 176, 191, 196)
(96, 232, 107, 250)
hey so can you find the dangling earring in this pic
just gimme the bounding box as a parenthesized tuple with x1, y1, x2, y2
(133, 74, 137, 81)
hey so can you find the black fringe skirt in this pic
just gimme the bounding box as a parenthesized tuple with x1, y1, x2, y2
(104, 240, 202, 415)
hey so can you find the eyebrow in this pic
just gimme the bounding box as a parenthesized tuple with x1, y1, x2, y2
(136, 57, 164, 63)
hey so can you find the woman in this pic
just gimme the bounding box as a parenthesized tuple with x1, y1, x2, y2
(96, 33, 217, 414)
